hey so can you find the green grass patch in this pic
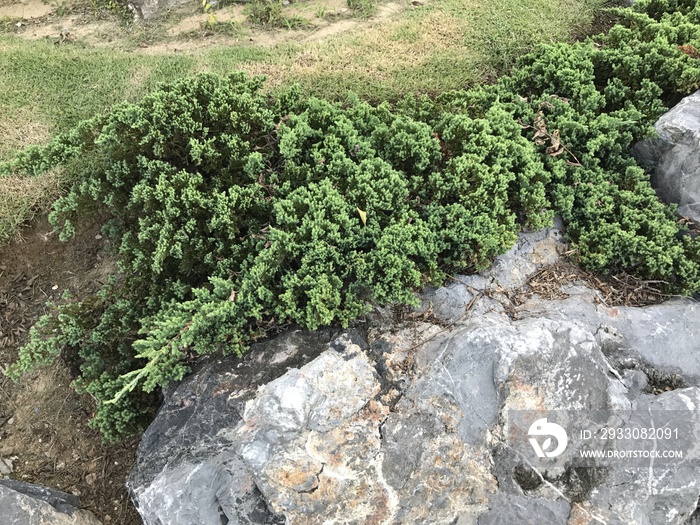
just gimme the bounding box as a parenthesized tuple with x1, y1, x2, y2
(0, 37, 273, 159)
(245, 0, 310, 28)
(454, 0, 604, 73)
(346, 0, 379, 18)
(0, 0, 603, 243)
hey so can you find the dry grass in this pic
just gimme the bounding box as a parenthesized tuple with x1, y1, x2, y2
(0, 106, 50, 162)
(0, 170, 64, 245)
(246, 8, 480, 101)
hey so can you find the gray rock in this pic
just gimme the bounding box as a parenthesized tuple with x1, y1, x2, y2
(582, 388, 700, 525)
(476, 494, 571, 525)
(129, 225, 700, 525)
(691, 504, 700, 525)
(235, 341, 387, 522)
(524, 295, 700, 388)
(0, 479, 101, 524)
(418, 217, 567, 323)
(0, 457, 13, 475)
(482, 216, 566, 290)
(417, 276, 487, 323)
(128, 328, 347, 525)
(0, 479, 81, 513)
(607, 300, 700, 385)
(634, 89, 700, 223)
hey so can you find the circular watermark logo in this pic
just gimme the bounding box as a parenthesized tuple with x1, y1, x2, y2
(528, 418, 568, 458)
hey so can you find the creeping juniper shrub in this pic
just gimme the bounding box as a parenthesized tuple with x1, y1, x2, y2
(4, 73, 550, 439)
(499, 0, 700, 288)
(5, 0, 700, 440)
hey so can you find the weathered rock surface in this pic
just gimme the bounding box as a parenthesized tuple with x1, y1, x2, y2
(128, 329, 347, 525)
(476, 493, 571, 525)
(129, 220, 700, 525)
(634, 89, 700, 223)
(0, 479, 102, 524)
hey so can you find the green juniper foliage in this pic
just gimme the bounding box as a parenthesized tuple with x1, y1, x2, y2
(4, 0, 700, 440)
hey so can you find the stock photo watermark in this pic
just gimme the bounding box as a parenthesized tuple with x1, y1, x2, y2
(506, 409, 696, 468)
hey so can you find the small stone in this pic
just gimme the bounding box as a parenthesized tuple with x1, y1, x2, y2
(0, 458, 14, 475)
(95, 234, 103, 240)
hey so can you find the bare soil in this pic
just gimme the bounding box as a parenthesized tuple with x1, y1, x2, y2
(0, 217, 142, 524)
(1, 0, 416, 51)
(0, 0, 53, 19)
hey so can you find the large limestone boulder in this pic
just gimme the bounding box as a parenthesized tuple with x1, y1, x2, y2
(634, 90, 700, 223)
(0, 479, 102, 524)
(126, 329, 345, 525)
(128, 222, 700, 524)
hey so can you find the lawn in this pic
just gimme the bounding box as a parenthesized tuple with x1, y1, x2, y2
(0, 0, 604, 243)
(0, 0, 604, 154)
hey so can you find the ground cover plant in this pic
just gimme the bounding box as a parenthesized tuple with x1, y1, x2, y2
(3, 0, 700, 440)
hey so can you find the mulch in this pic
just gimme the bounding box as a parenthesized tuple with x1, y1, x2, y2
(510, 260, 674, 308)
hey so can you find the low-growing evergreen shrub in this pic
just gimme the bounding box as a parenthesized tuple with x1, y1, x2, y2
(3, 73, 551, 439)
(4, 0, 700, 440)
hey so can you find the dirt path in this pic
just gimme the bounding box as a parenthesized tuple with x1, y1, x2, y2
(1, 0, 418, 52)
(0, 0, 53, 19)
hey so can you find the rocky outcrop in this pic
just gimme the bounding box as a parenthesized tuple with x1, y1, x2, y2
(634, 89, 700, 223)
(128, 221, 700, 525)
(127, 329, 346, 525)
(0, 479, 102, 524)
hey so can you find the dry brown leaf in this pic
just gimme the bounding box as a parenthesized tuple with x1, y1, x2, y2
(549, 147, 565, 157)
(678, 44, 700, 59)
